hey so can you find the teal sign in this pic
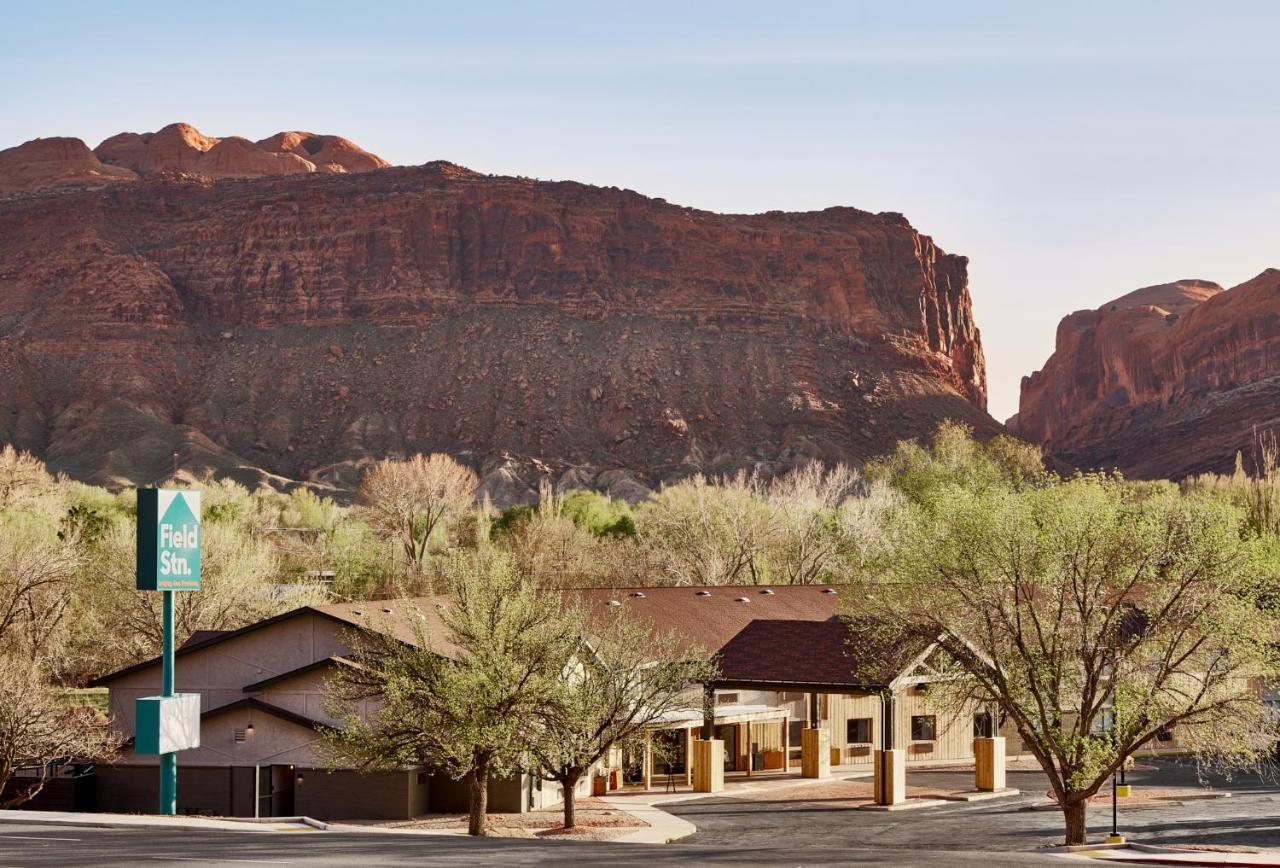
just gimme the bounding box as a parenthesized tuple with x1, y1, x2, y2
(136, 489, 202, 591)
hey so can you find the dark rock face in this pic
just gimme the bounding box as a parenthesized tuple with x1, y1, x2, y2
(1011, 271, 1280, 479)
(0, 159, 994, 500)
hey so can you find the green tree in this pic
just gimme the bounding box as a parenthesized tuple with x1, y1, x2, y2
(322, 554, 577, 835)
(530, 608, 716, 829)
(850, 454, 1280, 845)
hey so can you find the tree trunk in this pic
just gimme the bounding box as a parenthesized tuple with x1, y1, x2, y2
(560, 768, 583, 829)
(468, 759, 490, 836)
(1062, 798, 1089, 846)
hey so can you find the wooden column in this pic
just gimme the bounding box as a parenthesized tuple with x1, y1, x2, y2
(643, 730, 653, 790)
(685, 727, 694, 786)
(974, 736, 1006, 791)
(801, 727, 830, 778)
(744, 720, 753, 777)
(874, 748, 906, 805)
(693, 739, 724, 793)
(782, 715, 791, 771)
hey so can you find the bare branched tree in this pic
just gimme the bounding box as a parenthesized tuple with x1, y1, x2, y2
(359, 454, 478, 575)
(0, 655, 120, 808)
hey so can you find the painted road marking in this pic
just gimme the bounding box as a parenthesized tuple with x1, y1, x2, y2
(148, 858, 293, 865)
(0, 834, 82, 841)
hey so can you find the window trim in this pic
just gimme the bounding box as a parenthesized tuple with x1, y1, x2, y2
(910, 714, 937, 741)
(846, 717, 873, 744)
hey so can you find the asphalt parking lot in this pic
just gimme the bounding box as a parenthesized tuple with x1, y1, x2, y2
(670, 759, 1280, 855)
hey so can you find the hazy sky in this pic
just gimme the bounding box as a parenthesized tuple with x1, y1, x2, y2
(4, 1, 1278, 421)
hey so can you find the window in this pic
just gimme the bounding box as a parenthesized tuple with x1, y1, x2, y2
(1091, 709, 1115, 735)
(846, 717, 873, 744)
(1156, 728, 1175, 742)
(973, 711, 994, 738)
(715, 693, 740, 706)
(788, 719, 804, 758)
(911, 715, 937, 741)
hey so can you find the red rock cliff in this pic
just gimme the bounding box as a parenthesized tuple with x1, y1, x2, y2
(1011, 272, 1280, 479)
(0, 155, 993, 500)
(0, 123, 387, 194)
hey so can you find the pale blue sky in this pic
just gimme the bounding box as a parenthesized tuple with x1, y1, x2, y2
(4, 1, 1278, 421)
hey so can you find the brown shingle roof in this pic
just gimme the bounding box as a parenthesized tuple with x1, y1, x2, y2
(312, 597, 463, 659)
(566, 585, 843, 656)
(716, 618, 930, 690)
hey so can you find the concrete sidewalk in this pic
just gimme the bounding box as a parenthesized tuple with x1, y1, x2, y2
(597, 795, 696, 843)
(0, 809, 325, 834)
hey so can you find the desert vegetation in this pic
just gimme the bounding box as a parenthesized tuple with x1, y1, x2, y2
(1, 425, 1279, 838)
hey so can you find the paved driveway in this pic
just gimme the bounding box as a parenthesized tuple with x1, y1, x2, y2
(671, 759, 1280, 854)
(1, 760, 1277, 866)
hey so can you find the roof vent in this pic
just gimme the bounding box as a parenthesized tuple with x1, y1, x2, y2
(607, 600, 622, 607)
(629, 591, 646, 598)
(351, 609, 365, 616)
(822, 588, 837, 594)
(760, 588, 775, 595)
(734, 597, 750, 603)
(381, 607, 393, 614)
(696, 590, 711, 597)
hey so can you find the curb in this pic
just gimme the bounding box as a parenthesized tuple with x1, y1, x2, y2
(937, 788, 1022, 802)
(0, 810, 322, 834)
(1044, 841, 1280, 866)
(859, 798, 948, 812)
(598, 797, 697, 843)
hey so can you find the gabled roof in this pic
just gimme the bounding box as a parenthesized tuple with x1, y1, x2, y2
(242, 656, 357, 692)
(715, 618, 931, 691)
(180, 630, 227, 650)
(92, 598, 460, 687)
(311, 597, 462, 658)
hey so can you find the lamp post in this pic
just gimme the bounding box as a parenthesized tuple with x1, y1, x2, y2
(1104, 704, 1124, 845)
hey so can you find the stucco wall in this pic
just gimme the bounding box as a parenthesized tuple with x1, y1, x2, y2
(104, 612, 353, 736)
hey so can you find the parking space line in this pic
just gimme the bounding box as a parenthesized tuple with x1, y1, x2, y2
(147, 858, 292, 865)
(0, 834, 81, 841)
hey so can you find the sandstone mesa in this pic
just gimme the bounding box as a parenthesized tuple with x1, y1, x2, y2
(0, 122, 388, 194)
(0, 124, 994, 501)
(1011, 270, 1280, 479)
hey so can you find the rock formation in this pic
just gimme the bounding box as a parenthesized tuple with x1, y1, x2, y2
(0, 137, 137, 194)
(0, 123, 388, 194)
(0, 147, 994, 501)
(1011, 272, 1280, 479)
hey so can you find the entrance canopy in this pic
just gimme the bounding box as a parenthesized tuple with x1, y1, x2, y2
(714, 618, 931, 693)
(647, 703, 789, 731)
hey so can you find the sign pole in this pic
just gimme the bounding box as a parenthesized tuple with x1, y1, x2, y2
(159, 589, 176, 815)
(135, 487, 202, 818)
